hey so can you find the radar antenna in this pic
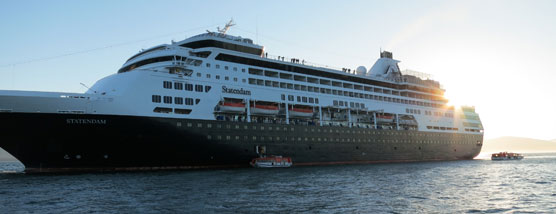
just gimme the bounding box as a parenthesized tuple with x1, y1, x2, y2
(217, 19, 235, 35)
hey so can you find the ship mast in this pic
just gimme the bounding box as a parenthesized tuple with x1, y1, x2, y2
(217, 19, 235, 35)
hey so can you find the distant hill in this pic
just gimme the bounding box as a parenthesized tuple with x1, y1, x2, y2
(482, 137, 556, 153)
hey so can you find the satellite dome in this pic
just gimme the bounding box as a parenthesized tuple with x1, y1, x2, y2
(356, 66, 367, 75)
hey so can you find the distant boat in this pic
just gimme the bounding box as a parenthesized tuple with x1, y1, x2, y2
(250, 156, 292, 168)
(491, 152, 524, 160)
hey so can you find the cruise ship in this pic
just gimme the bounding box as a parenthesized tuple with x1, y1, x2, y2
(0, 22, 484, 173)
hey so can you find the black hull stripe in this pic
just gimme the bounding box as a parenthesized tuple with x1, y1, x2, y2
(0, 112, 483, 173)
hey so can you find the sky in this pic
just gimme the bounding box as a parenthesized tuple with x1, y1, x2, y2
(0, 0, 555, 140)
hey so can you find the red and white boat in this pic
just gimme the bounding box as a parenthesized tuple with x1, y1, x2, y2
(218, 101, 245, 113)
(289, 106, 313, 118)
(251, 102, 279, 115)
(491, 152, 524, 160)
(250, 156, 292, 168)
(376, 114, 395, 123)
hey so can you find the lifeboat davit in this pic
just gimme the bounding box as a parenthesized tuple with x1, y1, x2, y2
(251, 102, 279, 115)
(289, 105, 313, 118)
(218, 101, 245, 113)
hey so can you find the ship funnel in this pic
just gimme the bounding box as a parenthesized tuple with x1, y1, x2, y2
(367, 51, 401, 78)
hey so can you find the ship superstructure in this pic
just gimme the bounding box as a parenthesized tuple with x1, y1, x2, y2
(0, 23, 483, 172)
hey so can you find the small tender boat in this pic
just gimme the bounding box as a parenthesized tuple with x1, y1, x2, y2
(491, 152, 524, 160)
(250, 156, 292, 168)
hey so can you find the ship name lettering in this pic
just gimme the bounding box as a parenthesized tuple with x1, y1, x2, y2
(222, 86, 251, 95)
(66, 118, 107, 125)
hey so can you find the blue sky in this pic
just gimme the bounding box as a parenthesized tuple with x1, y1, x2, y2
(1, 0, 555, 140)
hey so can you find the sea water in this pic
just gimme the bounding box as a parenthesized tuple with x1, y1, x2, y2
(1, 153, 555, 213)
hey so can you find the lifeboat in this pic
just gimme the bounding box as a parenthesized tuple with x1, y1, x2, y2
(376, 114, 395, 123)
(289, 105, 313, 118)
(398, 115, 417, 125)
(250, 156, 292, 168)
(250, 102, 279, 115)
(491, 152, 524, 160)
(218, 101, 245, 113)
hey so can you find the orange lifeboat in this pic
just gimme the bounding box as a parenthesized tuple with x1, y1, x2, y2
(376, 114, 395, 123)
(218, 101, 245, 113)
(289, 105, 313, 118)
(250, 102, 279, 115)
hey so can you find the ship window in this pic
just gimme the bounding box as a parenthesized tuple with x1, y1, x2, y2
(242, 79, 246, 83)
(153, 107, 172, 113)
(197, 73, 201, 77)
(233, 77, 238, 82)
(195, 85, 203, 92)
(297, 96, 301, 102)
(163, 96, 172, 104)
(281, 94, 285, 100)
(225, 76, 229, 81)
(152, 95, 161, 103)
(288, 95, 294, 101)
(309, 97, 314, 103)
(216, 64, 220, 69)
(350, 102, 354, 108)
(206, 63, 211, 67)
(205, 86, 211, 92)
(302, 97, 307, 103)
(175, 97, 183, 105)
(185, 84, 193, 91)
(119, 55, 175, 73)
(333, 100, 338, 106)
(175, 108, 192, 114)
(185, 98, 194, 105)
(216, 75, 220, 80)
(233, 67, 237, 71)
(174, 82, 183, 90)
(242, 68, 246, 72)
(224, 66, 229, 70)
(195, 99, 200, 104)
(355, 103, 360, 108)
(163, 81, 172, 89)
(315, 98, 319, 104)
(339, 101, 344, 106)
(180, 40, 263, 56)
(206, 74, 211, 78)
